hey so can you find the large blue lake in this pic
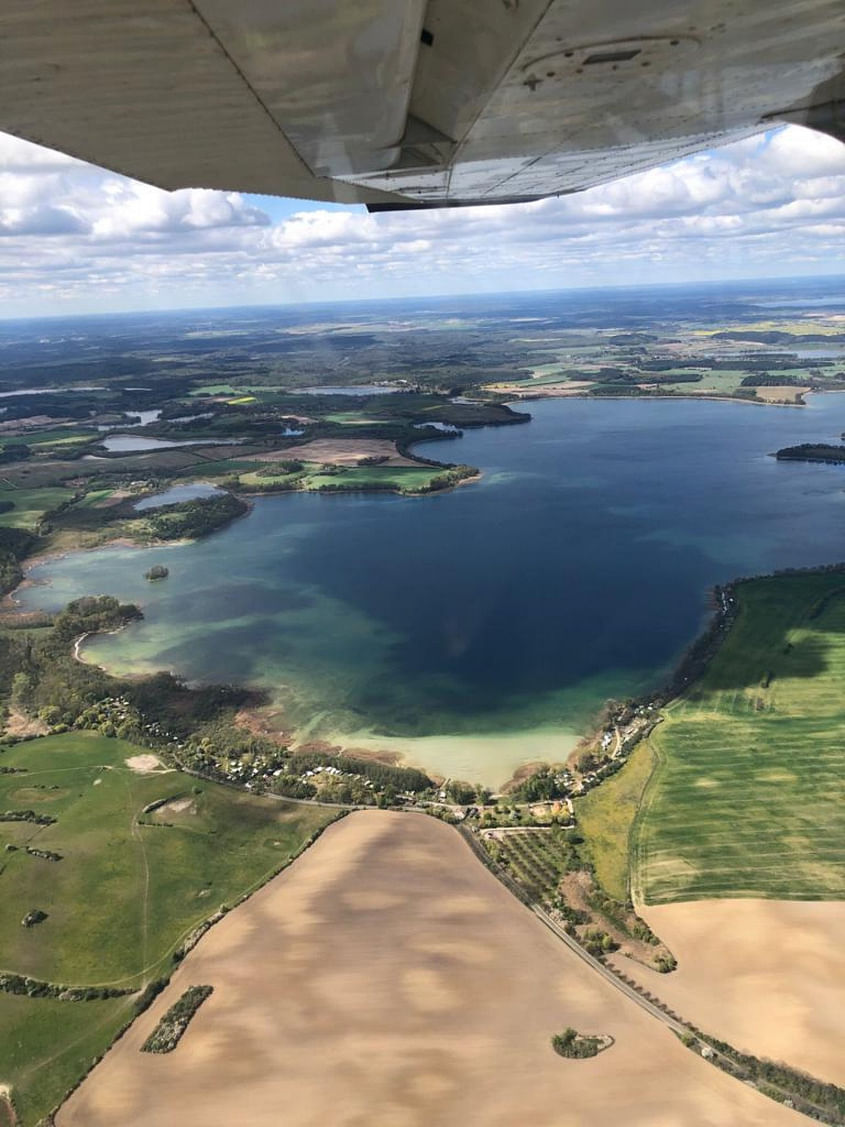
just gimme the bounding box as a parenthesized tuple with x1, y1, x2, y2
(19, 396, 845, 784)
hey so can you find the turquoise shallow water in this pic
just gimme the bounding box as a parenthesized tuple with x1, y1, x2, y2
(19, 395, 845, 784)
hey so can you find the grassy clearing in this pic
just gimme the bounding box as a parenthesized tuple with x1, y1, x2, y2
(640, 368, 705, 380)
(74, 489, 116, 508)
(0, 730, 336, 1123)
(657, 371, 750, 395)
(0, 487, 76, 529)
(237, 468, 303, 488)
(632, 572, 845, 905)
(322, 413, 387, 426)
(233, 463, 444, 493)
(185, 457, 264, 476)
(188, 383, 239, 396)
(576, 740, 656, 903)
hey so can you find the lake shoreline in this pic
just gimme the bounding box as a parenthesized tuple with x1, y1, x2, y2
(11, 394, 845, 789)
(499, 388, 808, 409)
(8, 383, 836, 592)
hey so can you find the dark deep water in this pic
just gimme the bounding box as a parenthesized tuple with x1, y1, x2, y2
(21, 395, 845, 783)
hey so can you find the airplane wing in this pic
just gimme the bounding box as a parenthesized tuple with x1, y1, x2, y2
(0, 0, 842, 208)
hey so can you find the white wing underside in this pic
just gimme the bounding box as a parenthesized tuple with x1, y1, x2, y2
(0, 0, 842, 207)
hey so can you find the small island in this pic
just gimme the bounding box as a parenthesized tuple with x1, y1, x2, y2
(144, 564, 170, 581)
(775, 443, 845, 464)
(551, 1027, 613, 1059)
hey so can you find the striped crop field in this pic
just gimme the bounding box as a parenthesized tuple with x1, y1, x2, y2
(632, 571, 845, 905)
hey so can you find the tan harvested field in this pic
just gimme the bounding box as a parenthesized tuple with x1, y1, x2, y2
(752, 385, 809, 403)
(485, 380, 594, 397)
(0, 415, 64, 431)
(262, 437, 418, 466)
(614, 899, 845, 1087)
(58, 812, 802, 1127)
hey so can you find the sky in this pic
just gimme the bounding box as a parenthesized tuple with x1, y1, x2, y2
(0, 124, 844, 318)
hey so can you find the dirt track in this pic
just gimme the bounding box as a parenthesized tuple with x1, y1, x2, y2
(58, 813, 802, 1127)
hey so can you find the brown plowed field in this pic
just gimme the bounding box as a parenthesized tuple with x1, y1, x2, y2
(259, 438, 417, 465)
(58, 813, 802, 1127)
(616, 898, 845, 1087)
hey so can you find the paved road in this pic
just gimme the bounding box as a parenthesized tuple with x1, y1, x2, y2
(455, 824, 688, 1038)
(530, 904, 688, 1037)
(531, 902, 825, 1117)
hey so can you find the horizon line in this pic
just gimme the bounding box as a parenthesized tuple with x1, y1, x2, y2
(2, 270, 844, 326)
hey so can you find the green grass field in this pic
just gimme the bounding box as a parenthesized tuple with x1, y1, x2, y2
(0, 992, 131, 1127)
(657, 370, 750, 395)
(232, 464, 445, 493)
(0, 731, 336, 1123)
(237, 467, 303, 488)
(576, 740, 656, 903)
(0, 486, 76, 529)
(632, 572, 845, 905)
(24, 429, 97, 448)
(304, 465, 441, 491)
(322, 413, 387, 425)
(74, 488, 116, 508)
(188, 383, 239, 396)
(185, 457, 264, 476)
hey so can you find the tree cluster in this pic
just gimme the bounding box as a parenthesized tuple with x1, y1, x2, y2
(0, 972, 129, 1001)
(145, 493, 247, 541)
(510, 768, 568, 803)
(285, 751, 432, 793)
(551, 1028, 606, 1059)
(141, 985, 214, 1053)
(0, 526, 36, 596)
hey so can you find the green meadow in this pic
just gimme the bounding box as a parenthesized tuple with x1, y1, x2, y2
(0, 992, 131, 1127)
(632, 572, 845, 905)
(233, 462, 446, 494)
(0, 730, 335, 1124)
(576, 740, 656, 903)
(302, 464, 443, 491)
(24, 428, 97, 448)
(0, 487, 76, 529)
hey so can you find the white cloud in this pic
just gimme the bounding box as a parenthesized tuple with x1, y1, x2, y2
(89, 184, 268, 240)
(0, 133, 80, 174)
(0, 124, 842, 314)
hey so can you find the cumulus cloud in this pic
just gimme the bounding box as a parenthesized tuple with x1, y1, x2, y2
(0, 132, 270, 249)
(0, 124, 842, 314)
(90, 185, 269, 240)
